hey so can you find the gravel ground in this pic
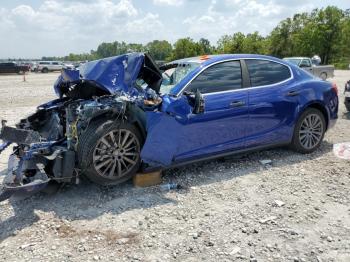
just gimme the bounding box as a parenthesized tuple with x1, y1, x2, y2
(0, 71, 350, 262)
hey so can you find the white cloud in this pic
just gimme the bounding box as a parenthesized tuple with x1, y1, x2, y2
(153, 0, 184, 6)
(0, 0, 163, 58)
(0, 0, 345, 58)
(182, 0, 317, 42)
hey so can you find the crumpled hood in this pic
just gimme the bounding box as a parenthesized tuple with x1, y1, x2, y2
(54, 52, 162, 98)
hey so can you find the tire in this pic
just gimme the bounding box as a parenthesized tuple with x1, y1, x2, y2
(77, 119, 143, 186)
(291, 108, 326, 154)
(320, 72, 327, 80)
(42, 68, 49, 73)
(345, 103, 350, 112)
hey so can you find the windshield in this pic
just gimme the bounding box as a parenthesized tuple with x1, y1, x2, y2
(160, 62, 200, 94)
(284, 58, 302, 66)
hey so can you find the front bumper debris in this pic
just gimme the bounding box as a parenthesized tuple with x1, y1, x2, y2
(0, 145, 51, 201)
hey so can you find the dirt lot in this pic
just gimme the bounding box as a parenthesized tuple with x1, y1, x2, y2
(0, 72, 350, 262)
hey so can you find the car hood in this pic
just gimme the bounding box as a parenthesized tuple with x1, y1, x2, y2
(54, 52, 162, 97)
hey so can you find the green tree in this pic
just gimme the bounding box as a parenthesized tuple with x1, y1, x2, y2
(172, 38, 200, 60)
(145, 40, 173, 61)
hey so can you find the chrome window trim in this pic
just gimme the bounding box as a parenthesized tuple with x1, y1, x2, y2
(176, 57, 294, 97)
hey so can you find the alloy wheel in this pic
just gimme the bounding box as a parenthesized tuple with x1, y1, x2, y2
(298, 113, 324, 150)
(92, 129, 140, 179)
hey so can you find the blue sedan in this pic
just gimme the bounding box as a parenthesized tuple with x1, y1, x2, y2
(0, 53, 339, 199)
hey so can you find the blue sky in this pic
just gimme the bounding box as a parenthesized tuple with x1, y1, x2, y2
(0, 0, 348, 58)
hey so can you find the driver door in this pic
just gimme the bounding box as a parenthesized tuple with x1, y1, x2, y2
(172, 60, 249, 163)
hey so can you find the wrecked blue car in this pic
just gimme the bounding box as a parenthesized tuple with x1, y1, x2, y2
(0, 53, 338, 201)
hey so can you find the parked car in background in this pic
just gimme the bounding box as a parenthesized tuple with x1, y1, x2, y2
(0, 53, 339, 201)
(37, 61, 64, 73)
(0, 62, 29, 74)
(28, 62, 38, 72)
(283, 57, 334, 80)
(344, 80, 350, 111)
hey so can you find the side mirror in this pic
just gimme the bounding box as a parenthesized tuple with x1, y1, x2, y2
(184, 90, 205, 114)
(191, 90, 205, 114)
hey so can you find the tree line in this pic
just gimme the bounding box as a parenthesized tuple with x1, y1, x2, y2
(43, 6, 350, 68)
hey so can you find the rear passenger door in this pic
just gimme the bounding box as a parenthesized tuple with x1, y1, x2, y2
(173, 60, 249, 161)
(244, 59, 299, 148)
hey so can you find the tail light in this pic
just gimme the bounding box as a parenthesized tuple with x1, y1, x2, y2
(332, 82, 338, 95)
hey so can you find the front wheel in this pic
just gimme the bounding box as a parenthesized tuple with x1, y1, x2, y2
(291, 108, 326, 154)
(77, 119, 143, 186)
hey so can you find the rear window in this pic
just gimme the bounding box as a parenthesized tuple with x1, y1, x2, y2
(246, 59, 291, 87)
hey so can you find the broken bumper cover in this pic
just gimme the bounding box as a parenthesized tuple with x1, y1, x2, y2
(0, 148, 51, 202)
(0, 177, 49, 202)
(0, 123, 66, 202)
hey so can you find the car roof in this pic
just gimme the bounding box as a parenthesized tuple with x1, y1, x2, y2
(168, 54, 287, 67)
(284, 57, 309, 60)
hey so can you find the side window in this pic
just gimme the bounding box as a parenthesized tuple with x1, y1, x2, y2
(246, 59, 291, 87)
(52, 62, 59, 65)
(301, 59, 311, 67)
(186, 61, 242, 94)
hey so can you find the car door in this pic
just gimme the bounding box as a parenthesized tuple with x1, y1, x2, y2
(300, 59, 313, 74)
(244, 59, 300, 148)
(171, 60, 249, 162)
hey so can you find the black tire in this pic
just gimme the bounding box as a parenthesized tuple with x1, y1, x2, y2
(345, 103, 350, 112)
(320, 72, 327, 80)
(291, 108, 326, 154)
(42, 68, 49, 73)
(77, 119, 143, 186)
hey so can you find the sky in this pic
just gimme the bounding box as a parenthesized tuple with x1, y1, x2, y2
(0, 0, 348, 58)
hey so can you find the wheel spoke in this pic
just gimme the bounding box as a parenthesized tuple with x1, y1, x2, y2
(118, 129, 122, 147)
(120, 158, 127, 169)
(101, 138, 112, 148)
(108, 160, 117, 177)
(109, 132, 117, 147)
(311, 133, 320, 142)
(121, 131, 131, 147)
(123, 156, 136, 165)
(95, 158, 112, 170)
(117, 160, 122, 177)
(94, 155, 109, 162)
(124, 136, 136, 149)
(102, 160, 114, 176)
(124, 152, 138, 157)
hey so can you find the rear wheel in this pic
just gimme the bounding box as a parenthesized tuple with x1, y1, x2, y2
(77, 119, 142, 186)
(320, 72, 327, 80)
(42, 68, 49, 73)
(291, 108, 326, 154)
(345, 102, 350, 112)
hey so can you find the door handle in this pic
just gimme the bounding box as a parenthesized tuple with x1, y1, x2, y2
(286, 91, 300, 97)
(230, 101, 245, 107)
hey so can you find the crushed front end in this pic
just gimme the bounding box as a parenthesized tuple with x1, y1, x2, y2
(0, 52, 163, 201)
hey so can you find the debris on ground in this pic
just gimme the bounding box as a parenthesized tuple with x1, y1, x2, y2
(259, 159, 272, 165)
(333, 142, 350, 159)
